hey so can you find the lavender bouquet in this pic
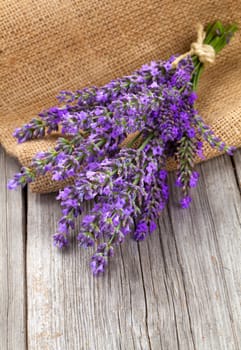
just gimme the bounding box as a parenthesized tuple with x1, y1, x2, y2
(9, 21, 237, 276)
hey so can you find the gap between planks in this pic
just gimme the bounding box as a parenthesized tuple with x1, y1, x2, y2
(1, 146, 241, 350)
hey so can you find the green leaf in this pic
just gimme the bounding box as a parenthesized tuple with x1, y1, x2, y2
(204, 21, 224, 45)
(204, 23, 213, 38)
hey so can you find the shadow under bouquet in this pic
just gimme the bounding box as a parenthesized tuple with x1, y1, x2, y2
(8, 21, 238, 276)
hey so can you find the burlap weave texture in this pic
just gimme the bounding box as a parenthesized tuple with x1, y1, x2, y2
(0, 0, 240, 193)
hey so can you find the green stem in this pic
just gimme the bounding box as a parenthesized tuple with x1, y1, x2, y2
(137, 133, 154, 151)
(191, 21, 238, 90)
(107, 225, 120, 246)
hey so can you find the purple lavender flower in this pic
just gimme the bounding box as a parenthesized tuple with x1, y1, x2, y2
(90, 254, 108, 276)
(90, 243, 114, 276)
(180, 196, 192, 209)
(9, 20, 238, 276)
(53, 233, 69, 248)
(134, 221, 149, 241)
(77, 232, 95, 249)
(7, 167, 34, 189)
(226, 146, 236, 156)
(189, 171, 200, 187)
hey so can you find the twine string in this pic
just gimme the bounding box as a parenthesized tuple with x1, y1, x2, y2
(172, 24, 216, 68)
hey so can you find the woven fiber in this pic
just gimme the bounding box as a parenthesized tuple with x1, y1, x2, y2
(0, 0, 240, 193)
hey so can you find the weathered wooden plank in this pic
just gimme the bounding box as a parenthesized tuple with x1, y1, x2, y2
(0, 147, 26, 350)
(165, 153, 241, 350)
(27, 193, 154, 350)
(26, 153, 241, 350)
(135, 154, 241, 350)
(204, 153, 241, 346)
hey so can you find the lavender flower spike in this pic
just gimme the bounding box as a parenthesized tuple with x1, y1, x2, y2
(8, 21, 238, 276)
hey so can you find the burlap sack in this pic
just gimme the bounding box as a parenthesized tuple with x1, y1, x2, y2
(0, 0, 240, 193)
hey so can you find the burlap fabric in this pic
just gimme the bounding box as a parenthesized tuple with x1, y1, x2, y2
(0, 0, 240, 193)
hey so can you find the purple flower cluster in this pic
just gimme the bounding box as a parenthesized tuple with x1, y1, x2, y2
(9, 53, 236, 276)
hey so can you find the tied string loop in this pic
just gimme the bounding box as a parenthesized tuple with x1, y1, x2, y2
(172, 24, 216, 68)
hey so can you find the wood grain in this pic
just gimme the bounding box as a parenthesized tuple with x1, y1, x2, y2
(0, 147, 26, 350)
(26, 150, 241, 350)
(165, 152, 241, 350)
(1, 146, 240, 350)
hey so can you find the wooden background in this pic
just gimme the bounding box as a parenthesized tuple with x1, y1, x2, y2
(0, 146, 241, 350)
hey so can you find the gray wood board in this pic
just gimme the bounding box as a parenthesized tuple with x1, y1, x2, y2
(0, 148, 26, 350)
(26, 150, 241, 350)
(0, 146, 240, 350)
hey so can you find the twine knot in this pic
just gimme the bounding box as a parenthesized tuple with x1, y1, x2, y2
(172, 24, 216, 68)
